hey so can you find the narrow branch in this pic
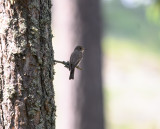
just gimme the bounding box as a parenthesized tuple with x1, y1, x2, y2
(54, 60, 82, 70)
(54, 60, 69, 68)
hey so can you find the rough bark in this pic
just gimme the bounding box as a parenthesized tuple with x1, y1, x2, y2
(74, 0, 105, 129)
(0, 0, 55, 128)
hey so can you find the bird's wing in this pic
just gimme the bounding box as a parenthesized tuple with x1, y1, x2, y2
(69, 50, 83, 70)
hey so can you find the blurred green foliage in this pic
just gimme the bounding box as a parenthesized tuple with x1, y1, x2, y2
(102, 1, 160, 129)
(146, 0, 160, 25)
(102, 0, 160, 50)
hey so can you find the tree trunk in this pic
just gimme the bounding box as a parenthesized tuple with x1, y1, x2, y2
(74, 0, 105, 129)
(0, 0, 55, 128)
(53, 0, 104, 129)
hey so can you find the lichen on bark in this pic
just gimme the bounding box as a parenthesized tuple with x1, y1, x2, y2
(0, 0, 55, 128)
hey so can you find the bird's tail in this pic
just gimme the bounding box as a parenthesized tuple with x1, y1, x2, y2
(69, 69, 75, 80)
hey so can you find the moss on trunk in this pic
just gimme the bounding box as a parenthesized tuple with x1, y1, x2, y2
(0, 0, 55, 128)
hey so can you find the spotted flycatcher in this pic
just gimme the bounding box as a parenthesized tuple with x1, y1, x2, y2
(69, 46, 84, 80)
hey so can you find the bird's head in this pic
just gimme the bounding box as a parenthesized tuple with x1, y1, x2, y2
(75, 46, 85, 52)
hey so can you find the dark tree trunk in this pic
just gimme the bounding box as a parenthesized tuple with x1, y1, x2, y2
(74, 0, 105, 129)
(0, 0, 55, 128)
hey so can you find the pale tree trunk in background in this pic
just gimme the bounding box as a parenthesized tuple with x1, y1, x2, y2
(0, 0, 55, 128)
(53, 0, 105, 129)
(74, 0, 105, 129)
(53, 1, 77, 129)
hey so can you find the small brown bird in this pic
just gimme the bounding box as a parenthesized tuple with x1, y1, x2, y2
(69, 46, 85, 80)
